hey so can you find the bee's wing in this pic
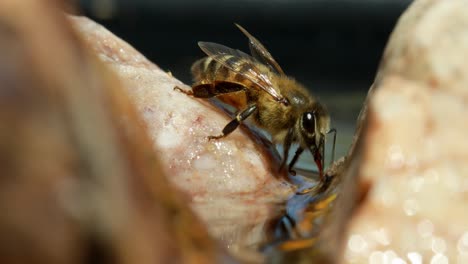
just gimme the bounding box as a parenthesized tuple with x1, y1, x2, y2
(235, 24, 285, 75)
(198, 41, 287, 105)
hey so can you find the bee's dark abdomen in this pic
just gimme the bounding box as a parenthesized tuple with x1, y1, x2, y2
(191, 81, 245, 98)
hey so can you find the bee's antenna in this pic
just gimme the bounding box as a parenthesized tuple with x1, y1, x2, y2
(327, 128, 337, 167)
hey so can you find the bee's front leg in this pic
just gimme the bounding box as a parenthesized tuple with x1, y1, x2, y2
(279, 129, 294, 174)
(287, 147, 304, 176)
(313, 150, 324, 181)
(208, 104, 257, 140)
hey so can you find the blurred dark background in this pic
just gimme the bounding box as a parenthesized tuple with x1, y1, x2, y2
(76, 0, 411, 160)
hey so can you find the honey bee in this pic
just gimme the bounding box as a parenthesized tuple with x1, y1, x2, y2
(175, 24, 336, 180)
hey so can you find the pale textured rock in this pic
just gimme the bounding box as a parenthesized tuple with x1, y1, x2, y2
(342, 1, 468, 263)
(70, 16, 294, 260)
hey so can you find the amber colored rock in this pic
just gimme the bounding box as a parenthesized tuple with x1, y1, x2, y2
(340, 1, 468, 263)
(0, 1, 224, 263)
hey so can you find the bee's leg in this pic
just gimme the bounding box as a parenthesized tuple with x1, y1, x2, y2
(327, 128, 337, 167)
(279, 129, 294, 173)
(208, 104, 257, 140)
(173, 86, 194, 96)
(320, 140, 326, 181)
(288, 147, 304, 176)
(313, 148, 324, 181)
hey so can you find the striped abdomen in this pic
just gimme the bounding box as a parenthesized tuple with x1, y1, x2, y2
(191, 55, 255, 87)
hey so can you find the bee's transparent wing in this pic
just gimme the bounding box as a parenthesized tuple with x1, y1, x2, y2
(198, 41, 288, 105)
(235, 24, 285, 75)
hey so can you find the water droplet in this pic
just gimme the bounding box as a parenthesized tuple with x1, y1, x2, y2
(387, 145, 405, 169)
(348, 234, 368, 253)
(392, 257, 408, 264)
(375, 181, 396, 207)
(403, 199, 419, 216)
(430, 253, 448, 264)
(457, 232, 468, 253)
(407, 252, 422, 264)
(372, 228, 391, 246)
(431, 237, 447, 253)
(370, 250, 399, 264)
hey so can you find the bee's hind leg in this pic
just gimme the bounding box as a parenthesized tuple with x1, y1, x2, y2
(208, 104, 257, 140)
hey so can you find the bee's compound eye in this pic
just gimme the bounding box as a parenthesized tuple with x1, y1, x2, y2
(302, 111, 315, 133)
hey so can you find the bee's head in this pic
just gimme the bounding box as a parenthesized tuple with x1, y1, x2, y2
(299, 103, 330, 149)
(295, 103, 331, 173)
